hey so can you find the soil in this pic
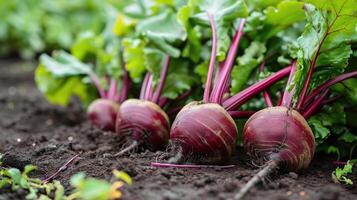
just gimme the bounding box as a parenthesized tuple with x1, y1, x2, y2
(0, 58, 356, 200)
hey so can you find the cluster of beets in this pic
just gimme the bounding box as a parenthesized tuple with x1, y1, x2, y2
(85, 19, 357, 199)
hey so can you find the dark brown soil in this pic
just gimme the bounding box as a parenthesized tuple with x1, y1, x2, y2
(0, 58, 356, 200)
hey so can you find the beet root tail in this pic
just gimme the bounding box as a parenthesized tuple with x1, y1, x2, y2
(234, 160, 278, 200)
(114, 141, 139, 157)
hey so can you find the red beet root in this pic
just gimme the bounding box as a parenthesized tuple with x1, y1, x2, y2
(116, 99, 170, 151)
(170, 102, 237, 163)
(87, 99, 119, 131)
(243, 106, 315, 171)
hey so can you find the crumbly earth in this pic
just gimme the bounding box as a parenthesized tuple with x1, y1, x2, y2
(0, 58, 356, 200)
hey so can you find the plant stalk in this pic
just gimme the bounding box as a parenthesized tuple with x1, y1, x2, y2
(223, 67, 291, 111)
(204, 13, 218, 103)
(152, 55, 170, 103)
(212, 19, 246, 104)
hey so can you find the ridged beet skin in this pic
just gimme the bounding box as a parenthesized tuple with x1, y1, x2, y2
(243, 106, 315, 171)
(87, 99, 119, 131)
(170, 102, 237, 163)
(115, 99, 170, 150)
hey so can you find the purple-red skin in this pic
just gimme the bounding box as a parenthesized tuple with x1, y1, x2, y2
(170, 101, 237, 163)
(243, 106, 315, 171)
(115, 99, 170, 150)
(87, 99, 119, 131)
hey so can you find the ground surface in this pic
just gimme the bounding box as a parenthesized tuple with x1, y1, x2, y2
(0, 58, 356, 200)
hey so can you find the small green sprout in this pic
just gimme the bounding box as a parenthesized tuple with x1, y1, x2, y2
(332, 160, 355, 185)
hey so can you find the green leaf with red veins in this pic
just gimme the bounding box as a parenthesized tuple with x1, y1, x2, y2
(290, 1, 357, 100)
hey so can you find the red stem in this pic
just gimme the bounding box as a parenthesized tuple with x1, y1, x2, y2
(118, 62, 131, 103)
(210, 62, 224, 102)
(89, 73, 106, 98)
(303, 71, 357, 106)
(228, 111, 255, 118)
(152, 55, 170, 103)
(277, 91, 284, 106)
(151, 162, 235, 169)
(107, 79, 117, 101)
(303, 89, 329, 118)
(259, 61, 273, 107)
(281, 61, 297, 108)
(167, 106, 184, 117)
(158, 97, 169, 107)
(140, 73, 150, 100)
(212, 19, 246, 104)
(263, 92, 273, 107)
(296, 32, 329, 110)
(204, 13, 218, 103)
(145, 74, 153, 101)
(223, 66, 292, 111)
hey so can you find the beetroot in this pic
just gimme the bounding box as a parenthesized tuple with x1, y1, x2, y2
(114, 56, 175, 155)
(87, 99, 120, 131)
(235, 67, 357, 199)
(159, 19, 293, 165)
(86, 63, 131, 131)
(170, 102, 237, 163)
(116, 99, 170, 150)
(243, 106, 315, 170)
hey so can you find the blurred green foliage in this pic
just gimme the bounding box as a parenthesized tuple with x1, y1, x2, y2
(0, 0, 133, 59)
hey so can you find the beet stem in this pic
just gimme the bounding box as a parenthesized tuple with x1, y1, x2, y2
(259, 61, 273, 107)
(140, 73, 150, 99)
(281, 60, 297, 108)
(89, 73, 106, 98)
(303, 71, 357, 106)
(223, 67, 291, 111)
(158, 97, 169, 107)
(118, 62, 131, 103)
(42, 153, 80, 184)
(107, 78, 117, 101)
(277, 90, 284, 106)
(151, 162, 235, 169)
(303, 89, 329, 118)
(228, 111, 255, 118)
(114, 141, 139, 157)
(212, 19, 246, 104)
(296, 30, 330, 110)
(145, 74, 153, 100)
(167, 106, 184, 117)
(204, 12, 218, 103)
(152, 55, 170, 103)
(234, 160, 278, 200)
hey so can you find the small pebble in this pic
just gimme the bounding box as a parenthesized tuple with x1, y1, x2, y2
(46, 119, 53, 126)
(288, 172, 298, 179)
(299, 191, 306, 196)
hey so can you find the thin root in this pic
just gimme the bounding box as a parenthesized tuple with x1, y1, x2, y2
(151, 162, 235, 169)
(42, 153, 80, 184)
(234, 160, 279, 200)
(114, 141, 139, 157)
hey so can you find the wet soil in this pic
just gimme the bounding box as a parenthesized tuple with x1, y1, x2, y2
(0, 58, 356, 200)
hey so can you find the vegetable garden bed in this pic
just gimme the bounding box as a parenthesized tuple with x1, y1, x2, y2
(0, 58, 356, 200)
